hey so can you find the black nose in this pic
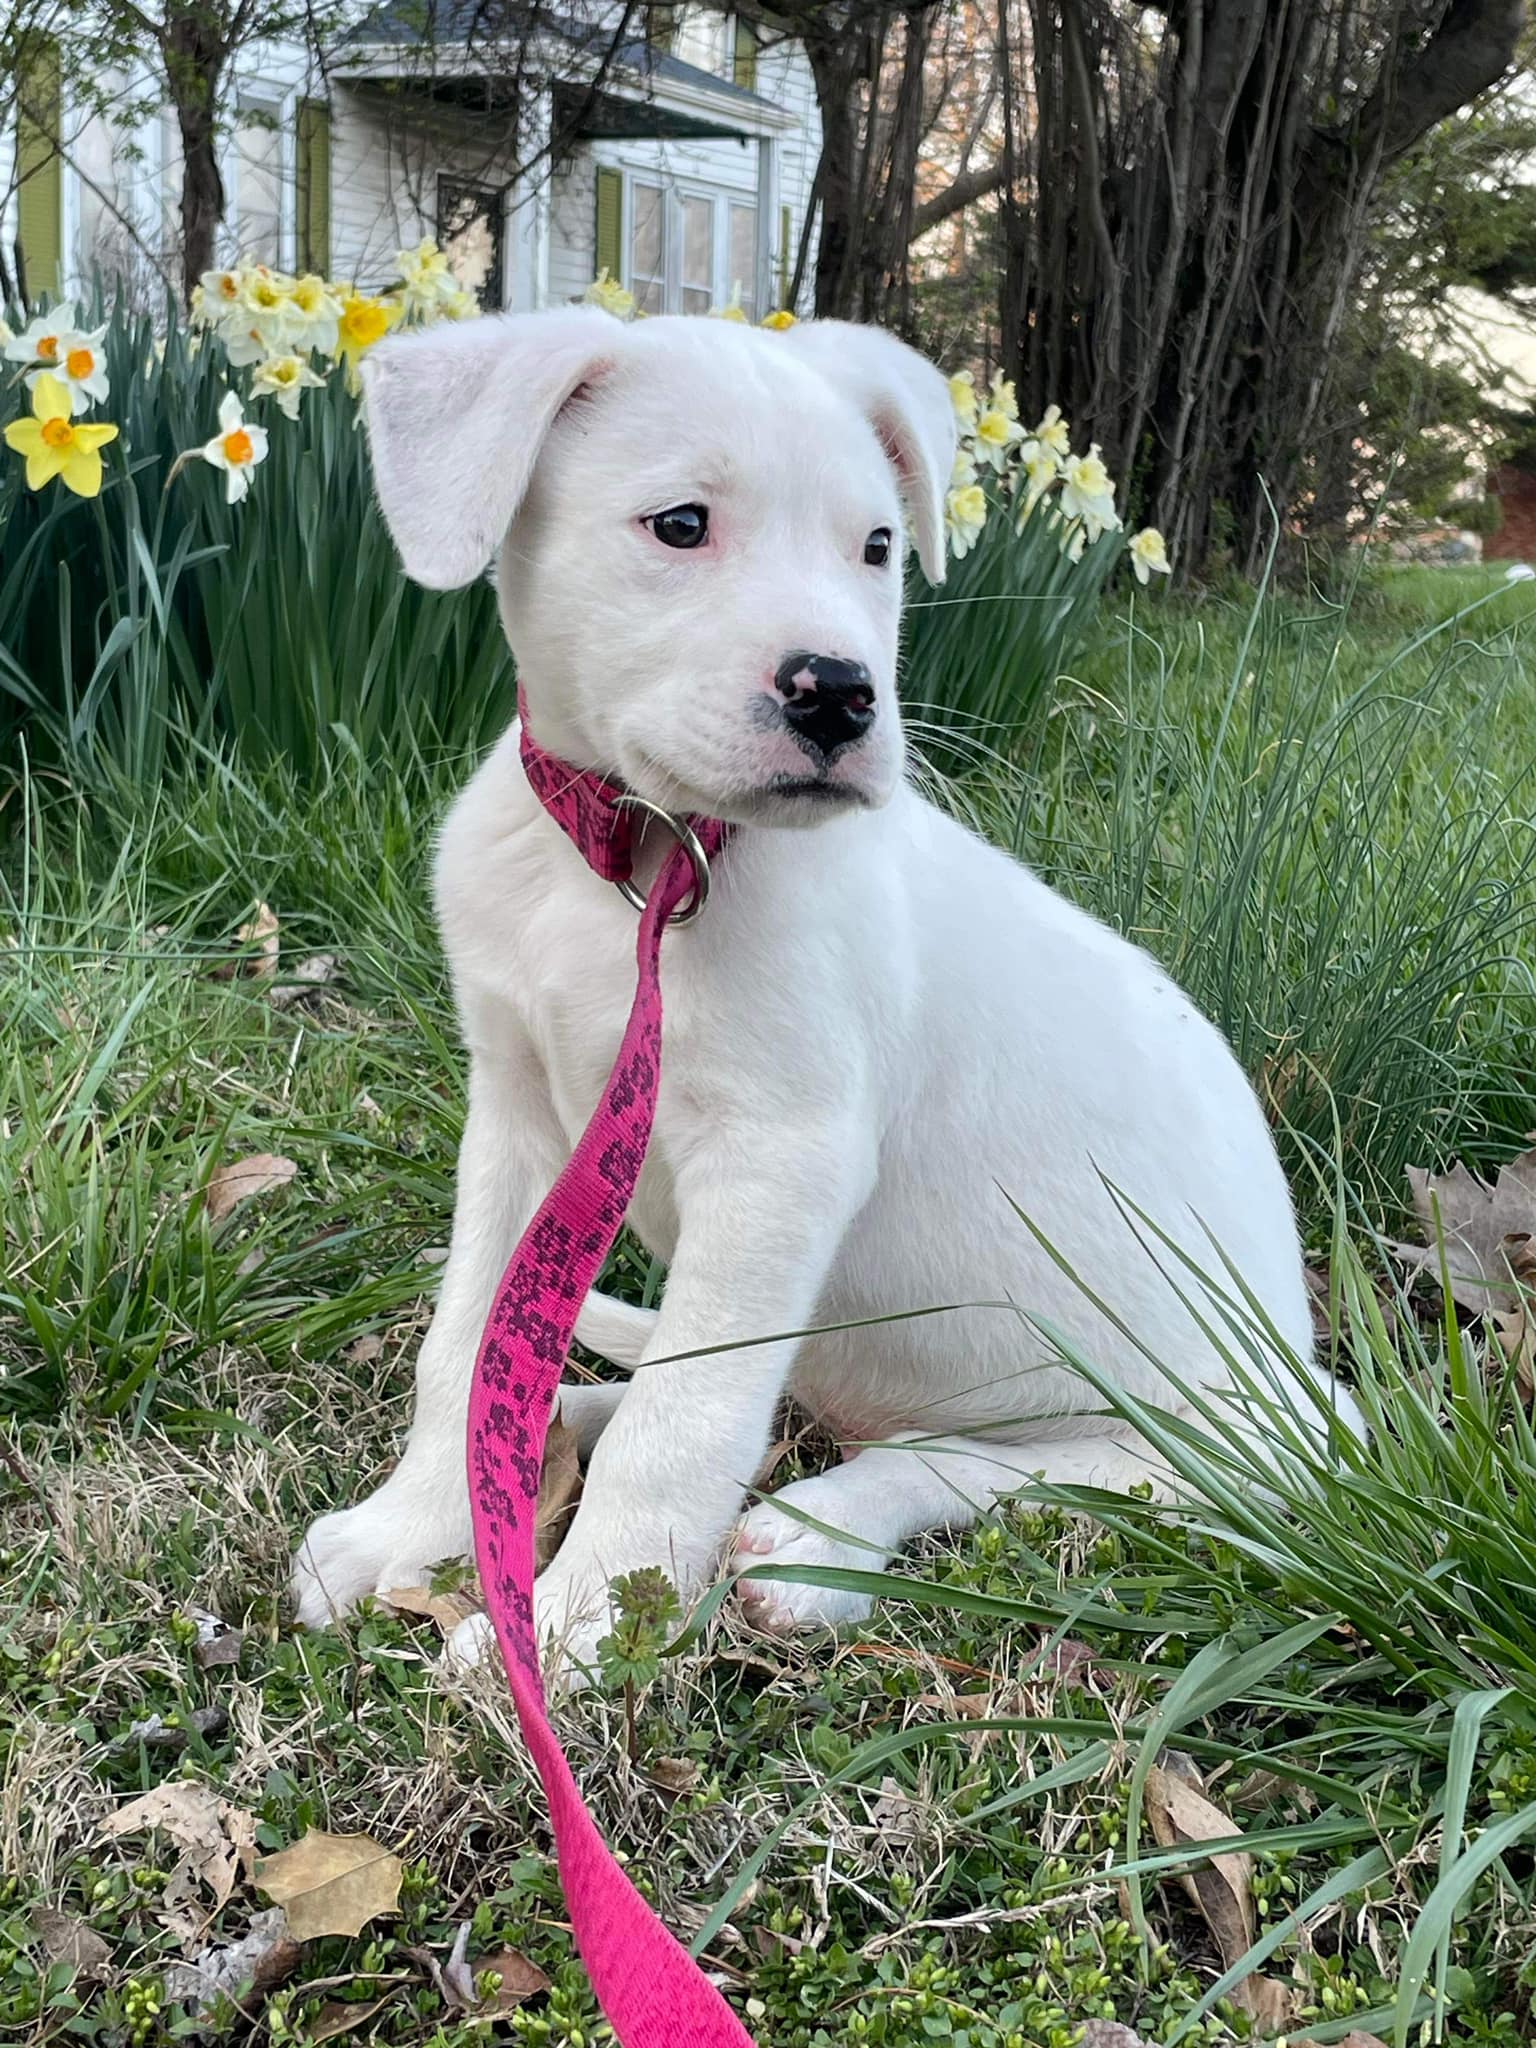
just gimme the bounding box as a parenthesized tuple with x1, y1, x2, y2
(775, 652, 876, 757)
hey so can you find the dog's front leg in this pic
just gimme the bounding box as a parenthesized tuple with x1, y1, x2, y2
(534, 1124, 874, 1672)
(293, 1035, 567, 1624)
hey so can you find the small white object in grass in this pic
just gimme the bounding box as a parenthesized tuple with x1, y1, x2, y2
(442, 1608, 497, 1671)
(1504, 561, 1535, 582)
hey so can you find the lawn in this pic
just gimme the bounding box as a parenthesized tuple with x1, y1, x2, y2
(3, 564, 1536, 2048)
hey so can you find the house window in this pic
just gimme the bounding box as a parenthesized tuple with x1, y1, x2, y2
(679, 194, 713, 315)
(629, 180, 666, 315)
(438, 175, 505, 308)
(234, 103, 283, 264)
(728, 202, 757, 320)
(622, 176, 755, 317)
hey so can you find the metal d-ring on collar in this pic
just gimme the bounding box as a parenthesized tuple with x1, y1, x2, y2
(612, 793, 712, 927)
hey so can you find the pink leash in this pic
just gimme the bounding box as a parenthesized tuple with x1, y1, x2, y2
(464, 712, 752, 2046)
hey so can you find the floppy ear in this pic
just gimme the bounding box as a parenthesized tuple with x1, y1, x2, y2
(778, 320, 957, 584)
(360, 307, 626, 590)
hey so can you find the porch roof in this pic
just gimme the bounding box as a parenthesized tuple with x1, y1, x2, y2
(340, 3, 797, 141)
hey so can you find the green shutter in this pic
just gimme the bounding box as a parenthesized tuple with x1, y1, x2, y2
(594, 165, 623, 283)
(778, 202, 791, 309)
(732, 17, 758, 90)
(16, 37, 63, 303)
(296, 99, 331, 276)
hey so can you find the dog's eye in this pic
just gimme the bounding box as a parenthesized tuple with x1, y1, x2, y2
(863, 527, 893, 567)
(647, 503, 709, 550)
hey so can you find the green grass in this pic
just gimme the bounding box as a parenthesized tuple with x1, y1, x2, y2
(2, 565, 1536, 2046)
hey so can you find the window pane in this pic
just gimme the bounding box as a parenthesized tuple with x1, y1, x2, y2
(729, 202, 756, 320)
(631, 182, 663, 280)
(235, 107, 282, 264)
(681, 194, 712, 294)
(439, 177, 505, 306)
(636, 276, 665, 315)
(680, 285, 711, 316)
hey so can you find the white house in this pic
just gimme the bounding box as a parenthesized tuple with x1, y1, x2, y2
(2, 4, 820, 321)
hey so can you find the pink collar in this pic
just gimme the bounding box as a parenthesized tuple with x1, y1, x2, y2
(517, 690, 730, 906)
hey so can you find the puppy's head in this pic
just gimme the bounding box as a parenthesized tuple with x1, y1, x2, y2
(362, 308, 955, 824)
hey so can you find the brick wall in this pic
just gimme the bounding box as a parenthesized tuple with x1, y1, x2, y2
(1487, 464, 1536, 561)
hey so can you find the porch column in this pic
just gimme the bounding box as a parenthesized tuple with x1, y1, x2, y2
(755, 131, 779, 318)
(508, 85, 552, 312)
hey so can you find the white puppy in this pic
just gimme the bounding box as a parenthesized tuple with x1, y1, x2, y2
(293, 308, 1351, 1664)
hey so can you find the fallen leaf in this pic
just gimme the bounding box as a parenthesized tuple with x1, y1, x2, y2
(647, 1757, 701, 1797)
(306, 1995, 393, 2042)
(203, 1153, 298, 1225)
(238, 903, 280, 979)
(869, 1775, 923, 1839)
(356, 1089, 383, 1120)
(163, 1908, 299, 2012)
(31, 1907, 110, 1982)
(534, 1407, 583, 1570)
(343, 1333, 385, 1364)
(101, 1782, 255, 1911)
(1234, 1971, 1297, 2030)
(1144, 1760, 1253, 1976)
(269, 952, 339, 1010)
(255, 1828, 403, 1941)
(911, 1690, 993, 1718)
(382, 1582, 483, 1635)
(1391, 1150, 1536, 1319)
(1038, 1636, 1100, 1686)
(1320, 2034, 1391, 2048)
(1076, 2026, 1150, 2048)
(473, 1946, 552, 2013)
(188, 1607, 243, 1671)
(106, 1705, 229, 1755)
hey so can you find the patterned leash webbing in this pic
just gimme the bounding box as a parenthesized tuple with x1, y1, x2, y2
(465, 776, 751, 2046)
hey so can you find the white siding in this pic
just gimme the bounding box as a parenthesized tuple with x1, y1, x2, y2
(547, 146, 597, 307)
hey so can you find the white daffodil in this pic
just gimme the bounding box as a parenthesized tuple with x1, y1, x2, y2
(951, 444, 979, 490)
(199, 389, 269, 504)
(1059, 445, 1119, 542)
(988, 368, 1019, 424)
(1062, 522, 1087, 564)
(397, 238, 462, 323)
(1128, 526, 1172, 584)
(946, 481, 989, 559)
(973, 405, 1023, 472)
(0, 317, 13, 347)
(1014, 441, 1059, 520)
(4, 301, 82, 372)
(24, 321, 109, 415)
(252, 353, 325, 421)
(238, 266, 302, 354)
(286, 274, 342, 356)
(948, 369, 978, 429)
(1033, 404, 1072, 458)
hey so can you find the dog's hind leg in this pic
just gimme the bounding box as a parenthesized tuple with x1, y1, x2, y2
(731, 1425, 1171, 1632)
(574, 1292, 658, 1368)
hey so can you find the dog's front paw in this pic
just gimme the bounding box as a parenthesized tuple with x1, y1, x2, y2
(731, 1500, 886, 1633)
(292, 1484, 473, 1627)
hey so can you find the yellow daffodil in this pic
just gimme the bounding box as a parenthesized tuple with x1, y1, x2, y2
(761, 308, 798, 330)
(5, 301, 83, 370)
(334, 290, 400, 392)
(1059, 445, 1119, 540)
(4, 371, 118, 496)
(946, 481, 989, 559)
(988, 368, 1019, 423)
(583, 269, 636, 320)
(948, 369, 978, 428)
(25, 322, 109, 415)
(252, 353, 325, 421)
(973, 405, 1023, 471)
(1129, 526, 1172, 584)
(709, 282, 750, 323)
(199, 389, 269, 503)
(1033, 404, 1072, 458)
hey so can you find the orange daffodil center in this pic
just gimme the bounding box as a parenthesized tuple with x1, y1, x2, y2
(4, 371, 119, 497)
(197, 390, 269, 503)
(37, 333, 59, 361)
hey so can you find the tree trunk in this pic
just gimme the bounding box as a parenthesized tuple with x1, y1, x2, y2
(165, 8, 229, 301)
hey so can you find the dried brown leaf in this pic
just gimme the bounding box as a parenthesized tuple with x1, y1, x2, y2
(162, 1908, 299, 2012)
(534, 1408, 583, 1570)
(1391, 1149, 1536, 1319)
(255, 1828, 403, 1941)
(269, 953, 339, 1011)
(307, 1996, 393, 2042)
(1234, 1972, 1297, 2031)
(100, 1782, 254, 1911)
(203, 1153, 297, 1225)
(343, 1333, 385, 1364)
(31, 1907, 110, 1982)
(238, 903, 280, 979)
(474, 1947, 552, 2013)
(189, 1607, 243, 1671)
(647, 1757, 701, 1797)
(1144, 1761, 1253, 1973)
(382, 1582, 484, 1635)
(911, 1690, 993, 1718)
